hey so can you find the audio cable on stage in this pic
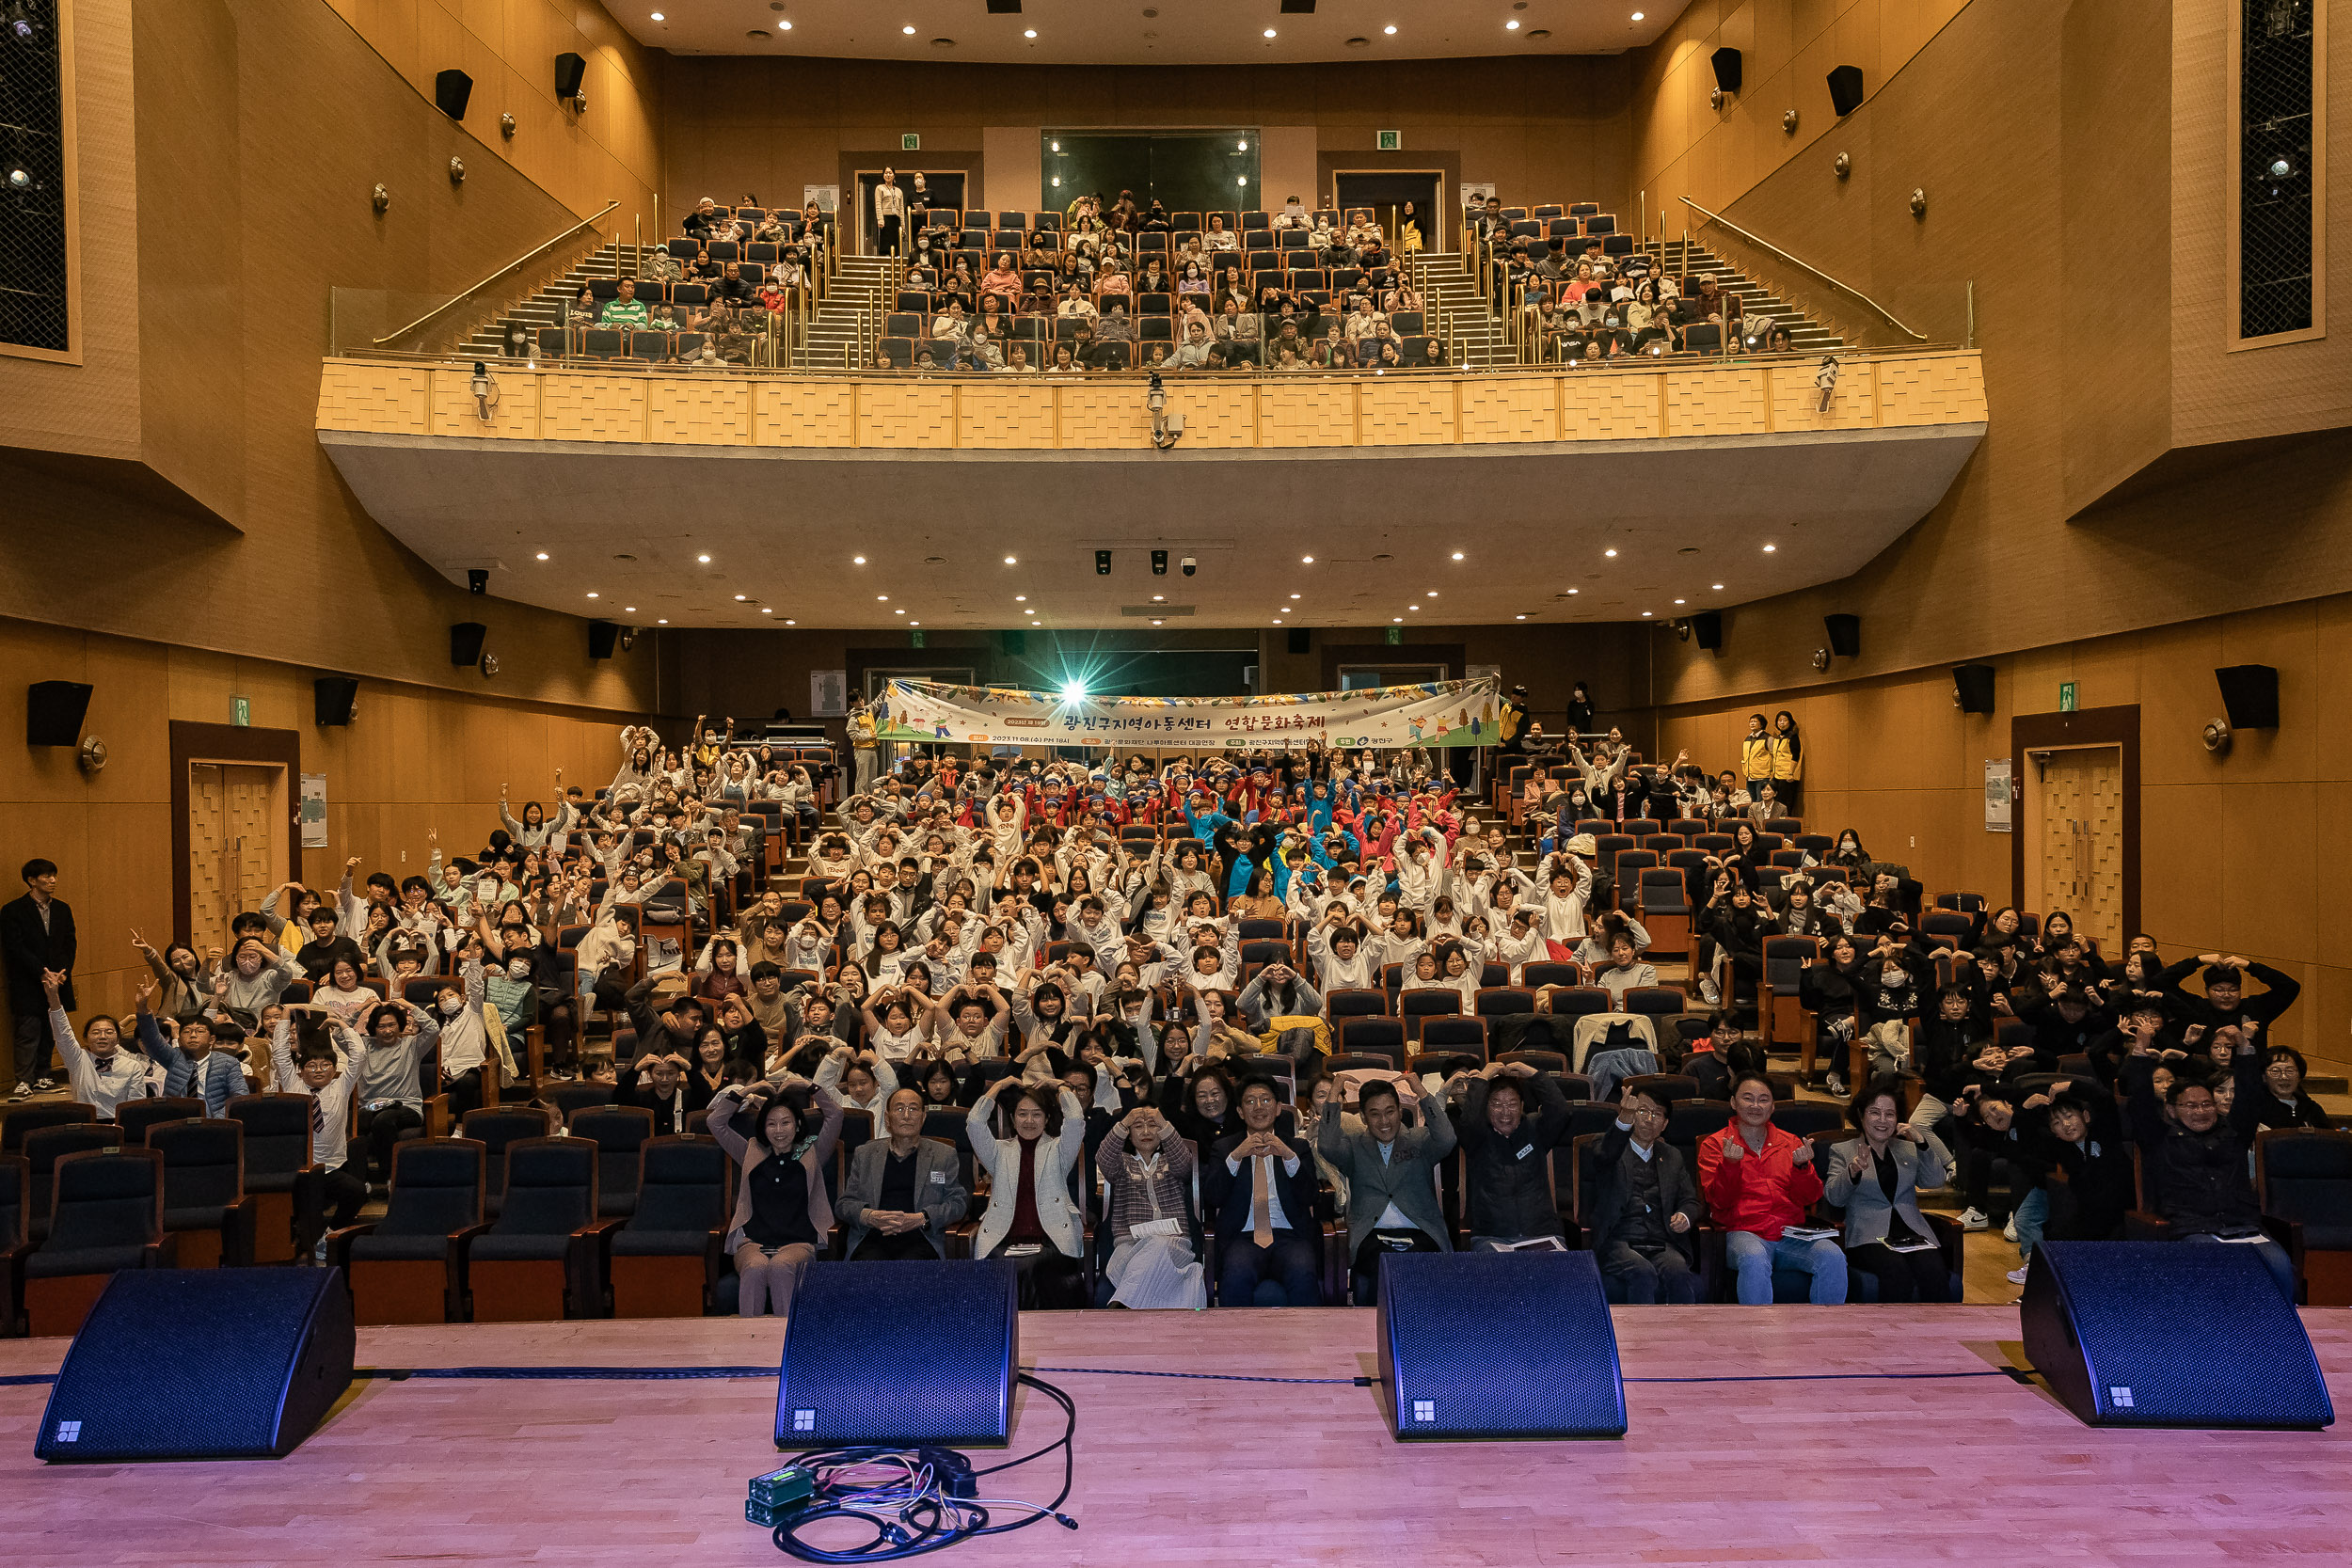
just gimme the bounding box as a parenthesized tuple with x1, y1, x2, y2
(762, 1373, 1078, 1562)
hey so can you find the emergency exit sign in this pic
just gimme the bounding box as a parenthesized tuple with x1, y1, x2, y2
(2058, 682, 2077, 712)
(230, 696, 250, 726)
(911, 630, 927, 648)
(901, 133, 920, 151)
(1386, 625, 1404, 645)
(1377, 130, 1401, 150)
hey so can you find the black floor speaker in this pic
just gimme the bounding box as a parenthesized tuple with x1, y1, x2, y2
(1375, 1249, 1626, 1440)
(36, 1268, 355, 1461)
(777, 1259, 1019, 1449)
(2021, 1242, 2332, 1429)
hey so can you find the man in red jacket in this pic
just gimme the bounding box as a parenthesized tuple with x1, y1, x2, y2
(1697, 1071, 1849, 1304)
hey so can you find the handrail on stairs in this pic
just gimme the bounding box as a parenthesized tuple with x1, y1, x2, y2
(373, 199, 622, 347)
(1677, 196, 1926, 342)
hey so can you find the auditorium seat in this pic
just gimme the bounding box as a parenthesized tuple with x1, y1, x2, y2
(1416, 1016, 1488, 1063)
(2255, 1129, 2352, 1306)
(23, 1123, 119, 1243)
(609, 1135, 731, 1319)
(1474, 987, 1536, 1018)
(1545, 986, 1613, 1020)
(3, 1100, 95, 1156)
(24, 1148, 172, 1338)
(0, 1154, 25, 1336)
(115, 1098, 204, 1147)
(328, 1138, 488, 1326)
(1398, 989, 1462, 1037)
(572, 1107, 657, 1218)
(467, 1137, 618, 1323)
(151, 1118, 257, 1269)
(1637, 869, 1692, 958)
(1326, 988, 1388, 1022)
(1336, 1018, 1406, 1069)
(227, 1094, 320, 1263)
(1759, 936, 1821, 1070)
(458, 1106, 556, 1219)
(548, 1082, 618, 1126)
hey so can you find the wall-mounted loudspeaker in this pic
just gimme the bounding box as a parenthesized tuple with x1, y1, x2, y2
(2213, 664, 2279, 730)
(1953, 662, 1995, 714)
(27, 681, 93, 747)
(313, 678, 358, 727)
(587, 620, 621, 660)
(1691, 611, 1724, 651)
(434, 69, 472, 121)
(1710, 46, 1743, 94)
(1823, 613, 1861, 658)
(450, 623, 488, 669)
(1827, 65, 1866, 116)
(554, 52, 587, 101)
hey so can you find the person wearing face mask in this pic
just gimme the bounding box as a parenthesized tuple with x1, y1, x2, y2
(431, 948, 495, 1117)
(214, 935, 301, 1028)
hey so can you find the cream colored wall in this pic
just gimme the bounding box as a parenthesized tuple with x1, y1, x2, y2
(1651, 594, 2352, 1066)
(323, 0, 662, 225)
(0, 614, 637, 1032)
(1629, 0, 1974, 226)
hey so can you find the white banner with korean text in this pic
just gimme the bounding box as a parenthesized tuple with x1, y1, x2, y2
(871, 676, 1503, 751)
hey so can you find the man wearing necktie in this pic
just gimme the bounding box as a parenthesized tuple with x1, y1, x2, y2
(1203, 1074, 1323, 1307)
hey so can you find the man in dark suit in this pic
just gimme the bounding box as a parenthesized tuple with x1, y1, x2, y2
(1587, 1085, 1704, 1303)
(3, 858, 75, 1099)
(1202, 1073, 1323, 1307)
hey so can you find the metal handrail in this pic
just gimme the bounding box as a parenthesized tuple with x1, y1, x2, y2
(373, 199, 621, 347)
(1677, 195, 1926, 342)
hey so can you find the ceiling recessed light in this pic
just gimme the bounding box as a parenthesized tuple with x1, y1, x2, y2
(1450, 551, 1464, 561)
(1763, 544, 1778, 553)
(1263, 27, 1277, 38)
(534, 551, 549, 561)
(1003, 555, 1017, 564)
(650, 10, 662, 20)
(696, 553, 711, 563)
(1516, 614, 1527, 620)
(1712, 583, 1725, 590)
(624, 606, 636, 612)
(902, 24, 915, 34)
(761, 608, 772, 614)
(1426, 591, 1439, 597)
(894, 608, 905, 615)
(1391, 617, 1403, 624)
(1151, 619, 1163, 626)
(1506, 18, 1519, 29)
(1408, 605, 1420, 611)
(1024, 28, 1036, 38)
(1024, 608, 1036, 615)
(734, 594, 747, 601)
(784, 619, 795, 625)
(1631, 10, 1645, 19)
(1643, 610, 1654, 617)
(1674, 599, 1686, 605)
(910, 621, 920, 626)
(779, 19, 790, 28)
(1015, 594, 1026, 602)
(586, 592, 598, 598)
(852, 555, 866, 564)
(1567, 588, 1581, 594)
(1301, 555, 1314, 563)
(1152, 594, 1164, 602)
(876, 594, 888, 601)
(1385, 24, 1398, 34)
(657, 618, 667, 625)
(1604, 547, 1618, 558)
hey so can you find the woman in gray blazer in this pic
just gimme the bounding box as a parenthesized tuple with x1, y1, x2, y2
(1823, 1075, 1955, 1302)
(835, 1086, 969, 1260)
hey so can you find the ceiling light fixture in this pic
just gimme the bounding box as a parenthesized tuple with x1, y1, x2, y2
(734, 594, 747, 601)
(657, 618, 668, 624)
(1289, 594, 1300, 599)
(1263, 27, 1277, 38)
(1763, 544, 1778, 553)
(1004, 555, 1017, 564)
(1516, 614, 1527, 620)
(1632, 10, 1645, 19)
(1450, 550, 1464, 560)
(1385, 24, 1397, 34)
(1151, 618, 1163, 626)
(1642, 610, 1654, 617)
(1015, 594, 1027, 602)
(1301, 554, 1314, 563)
(586, 592, 599, 598)
(625, 606, 636, 612)
(1506, 18, 1520, 29)
(852, 555, 866, 564)
(1712, 583, 1725, 590)
(1152, 594, 1164, 602)
(876, 594, 889, 601)
(894, 608, 905, 615)
(534, 551, 549, 561)
(1024, 28, 1036, 38)
(650, 10, 662, 20)
(1674, 598, 1685, 605)
(761, 608, 772, 615)
(902, 24, 915, 34)
(785, 619, 795, 625)
(780, 19, 790, 27)
(1391, 617, 1403, 624)
(696, 553, 711, 562)
(1604, 547, 1618, 558)
(1567, 588, 1581, 594)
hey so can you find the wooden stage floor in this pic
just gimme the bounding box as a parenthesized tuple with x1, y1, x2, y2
(3, 1306, 2345, 1565)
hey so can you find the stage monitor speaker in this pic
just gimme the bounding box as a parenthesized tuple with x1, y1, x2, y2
(37, 1268, 354, 1461)
(2214, 663, 2279, 730)
(553, 51, 586, 100)
(777, 1260, 1017, 1448)
(26, 680, 92, 746)
(1953, 662, 1995, 714)
(1823, 613, 1861, 658)
(2021, 1242, 2330, 1430)
(1827, 64, 1866, 116)
(1375, 1250, 1625, 1440)
(313, 677, 358, 727)
(1286, 626, 1310, 656)
(451, 622, 487, 669)
(587, 619, 621, 660)
(1710, 46, 1743, 93)
(435, 68, 472, 120)
(1691, 611, 1724, 651)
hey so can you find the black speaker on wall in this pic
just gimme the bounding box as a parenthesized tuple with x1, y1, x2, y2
(36, 1269, 355, 1461)
(1376, 1251, 1626, 1440)
(313, 677, 358, 727)
(1827, 64, 1867, 116)
(1710, 46, 1743, 94)
(1690, 611, 1724, 651)
(26, 680, 92, 747)
(587, 619, 621, 660)
(451, 622, 488, 668)
(434, 68, 473, 121)
(553, 51, 587, 100)
(2214, 664, 2280, 730)
(1286, 626, 1311, 656)
(1953, 662, 1996, 714)
(777, 1261, 1017, 1447)
(1823, 613, 1861, 658)
(2020, 1242, 2330, 1430)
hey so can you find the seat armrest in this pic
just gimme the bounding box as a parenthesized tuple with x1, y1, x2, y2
(324, 1221, 375, 1270)
(144, 1235, 179, 1268)
(220, 1195, 261, 1267)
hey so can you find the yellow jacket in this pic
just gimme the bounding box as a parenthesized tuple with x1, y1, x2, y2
(1769, 733, 1802, 782)
(1740, 734, 1773, 782)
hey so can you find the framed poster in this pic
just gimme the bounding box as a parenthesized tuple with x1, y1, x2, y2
(1461, 182, 1496, 211)
(1984, 758, 2012, 832)
(803, 183, 840, 214)
(299, 773, 328, 848)
(810, 670, 848, 717)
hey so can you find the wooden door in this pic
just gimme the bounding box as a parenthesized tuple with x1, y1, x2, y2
(2034, 747, 2122, 950)
(189, 763, 282, 955)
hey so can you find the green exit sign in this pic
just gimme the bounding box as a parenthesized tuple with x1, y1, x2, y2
(1385, 625, 1403, 646)
(1376, 130, 1401, 150)
(2058, 681, 2077, 712)
(230, 695, 250, 727)
(901, 133, 920, 151)
(910, 630, 927, 649)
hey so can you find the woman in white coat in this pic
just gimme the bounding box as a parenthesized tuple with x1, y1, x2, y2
(967, 1079, 1089, 1308)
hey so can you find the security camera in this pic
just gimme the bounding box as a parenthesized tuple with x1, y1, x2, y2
(1180, 556, 1197, 577)
(467, 568, 489, 594)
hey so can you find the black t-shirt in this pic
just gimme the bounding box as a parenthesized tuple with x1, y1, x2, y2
(880, 1147, 919, 1213)
(746, 1154, 816, 1248)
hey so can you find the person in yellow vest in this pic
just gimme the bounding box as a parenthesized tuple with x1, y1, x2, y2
(849, 704, 879, 795)
(1768, 710, 1804, 816)
(1739, 713, 1773, 801)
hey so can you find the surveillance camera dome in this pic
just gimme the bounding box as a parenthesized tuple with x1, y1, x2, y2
(1180, 556, 1197, 577)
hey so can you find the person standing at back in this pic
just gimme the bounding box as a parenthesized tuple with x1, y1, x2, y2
(3, 859, 75, 1100)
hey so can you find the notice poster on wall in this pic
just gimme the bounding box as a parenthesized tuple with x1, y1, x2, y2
(1984, 758, 2012, 833)
(299, 773, 329, 848)
(803, 184, 839, 214)
(810, 670, 848, 717)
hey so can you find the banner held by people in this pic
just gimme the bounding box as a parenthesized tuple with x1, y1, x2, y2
(871, 676, 1502, 751)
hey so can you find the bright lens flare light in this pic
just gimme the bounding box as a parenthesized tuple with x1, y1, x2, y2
(1060, 680, 1089, 703)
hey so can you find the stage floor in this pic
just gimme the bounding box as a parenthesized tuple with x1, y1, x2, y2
(3, 1307, 2345, 1565)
